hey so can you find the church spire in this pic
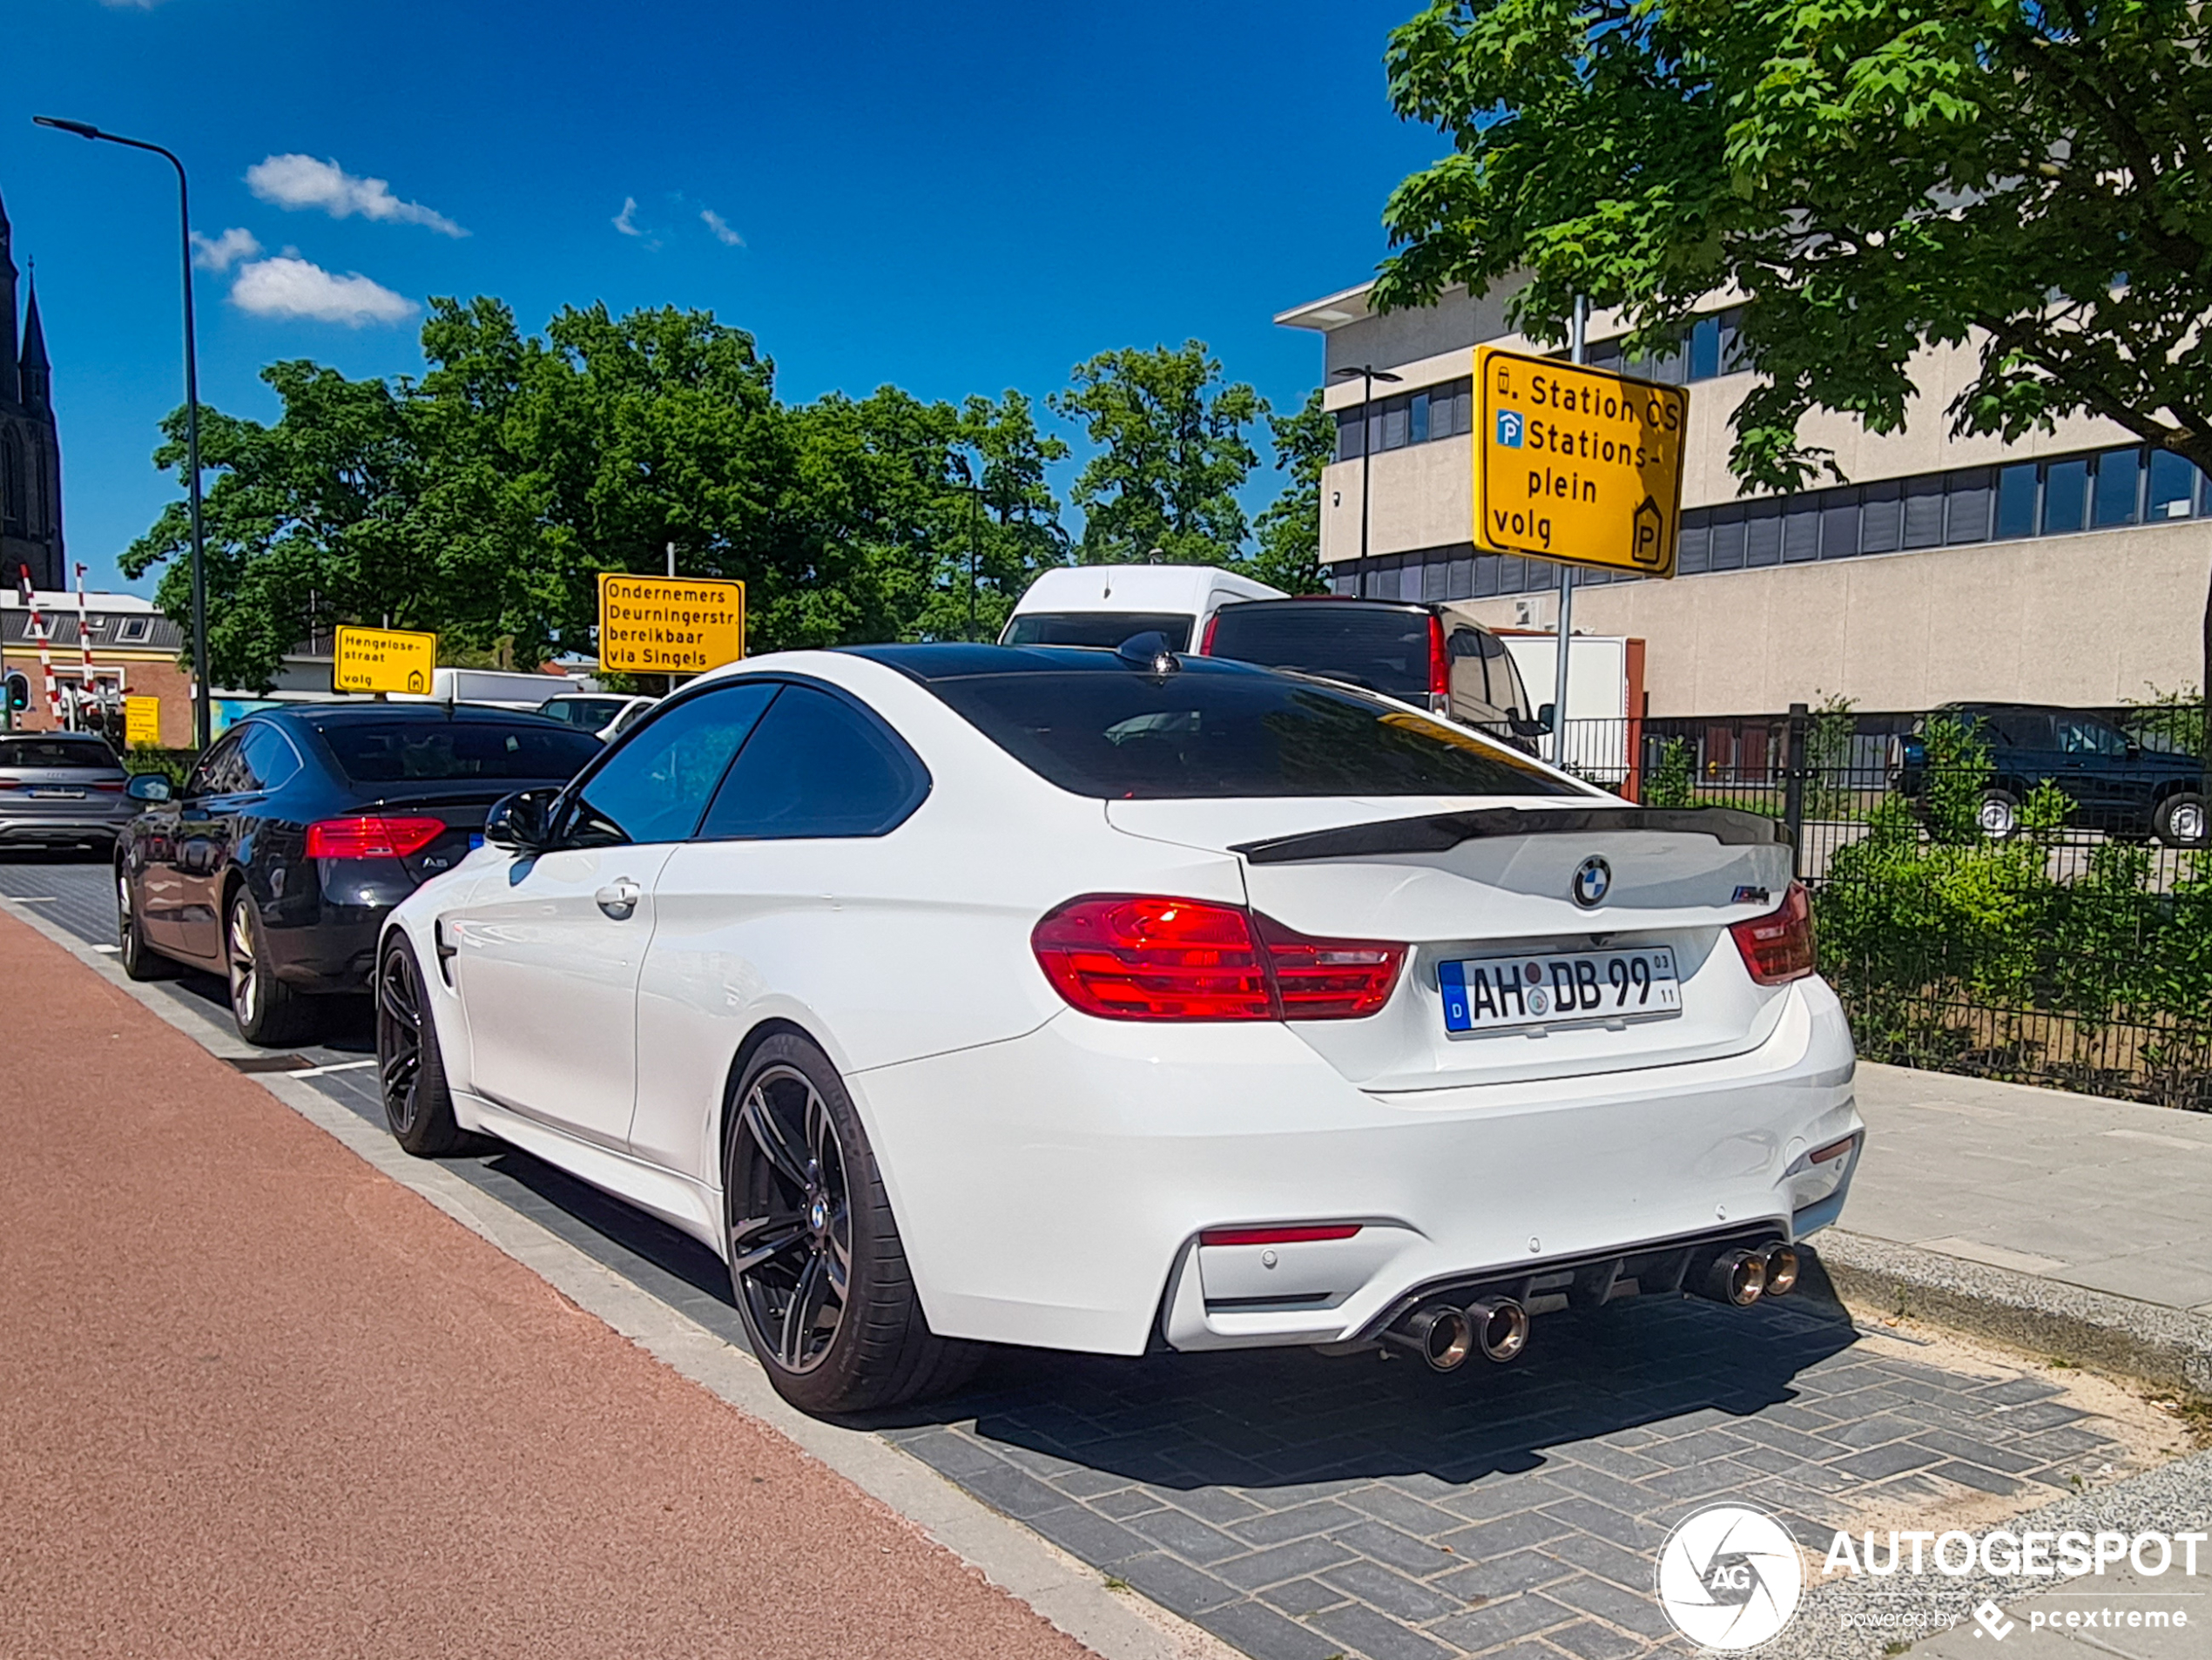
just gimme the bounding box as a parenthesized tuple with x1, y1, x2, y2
(19, 273, 50, 409)
(0, 186, 17, 406)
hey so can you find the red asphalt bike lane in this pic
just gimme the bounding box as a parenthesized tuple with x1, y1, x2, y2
(0, 912, 1093, 1660)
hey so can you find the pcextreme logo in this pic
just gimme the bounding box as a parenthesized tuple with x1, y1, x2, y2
(1655, 1504, 1804, 1649)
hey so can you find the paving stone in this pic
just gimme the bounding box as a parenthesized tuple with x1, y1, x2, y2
(896, 1427, 1016, 1480)
(1904, 1427, 2045, 1474)
(1636, 1459, 1765, 1503)
(1817, 1413, 1927, 1451)
(1995, 1400, 2088, 1433)
(1546, 1573, 1677, 1639)
(1976, 1375, 2066, 1405)
(1539, 1461, 1656, 1516)
(1049, 1468, 1133, 1500)
(1022, 1504, 1151, 1567)
(1194, 1597, 1347, 1660)
(1091, 1488, 1167, 1520)
(1338, 1482, 1462, 1536)
(1115, 1552, 1243, 1617)
(1832, 1441, 1945, 1481)
(1318, 1559, 1467, 1624)
(1427, 1590, 1579, 1650)
(1232, 1499, 1366, 1547)
(1928, 1459, 2025, 1497)
(1308, 1600, 1457, 1660)
(1163, 1486, 1268, 1527)
(1125, 1505, 1248, 1565)
(1256, 1576, 1350, 1618)
(1559, 1441, 1669, 1484)
(1433, 1550, 1580, 1603)
(1440, 1508, 1579, 1561)
(1545, 1617, 1654, 1660)
(958, 1462, 1071, 1519)
(1332, 1518, 1464, 1577)
(1541, 1527, 1662, 1592)
(1216, 1536, 1359, 1591)
(1437, 1475, 1568, 1524)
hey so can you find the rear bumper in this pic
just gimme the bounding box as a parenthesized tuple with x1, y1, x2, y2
(261, 905, 390, 991)
(0, 813, 127, 843)
(851, 976, 1860, 1356)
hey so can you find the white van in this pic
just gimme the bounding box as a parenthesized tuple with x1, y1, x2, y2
(1000, 564, 1283, 653)
(388, 668, 587, 710)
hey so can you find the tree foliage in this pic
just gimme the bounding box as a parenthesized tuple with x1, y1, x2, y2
(1249, 389, 1336, 595)
(1049, 341, 1267, 565)
(125, 308, 1319, 688)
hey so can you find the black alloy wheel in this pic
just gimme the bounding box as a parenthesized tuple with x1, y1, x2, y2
(374, 935, 470, 1156)
(724, 1033, 981, 1414)
(731, 1063, 853, 1376)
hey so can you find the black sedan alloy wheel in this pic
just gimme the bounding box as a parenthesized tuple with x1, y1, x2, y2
(730, 1063, 853, 1374)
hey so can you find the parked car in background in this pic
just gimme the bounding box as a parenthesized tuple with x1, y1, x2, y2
(0, 732, 135, 854)
(1892, 702, 2206, 847)
(1000, 563, 1282, 652)
(117, 704, 604, 1044)
(375, 644, 1858, 1415)
(538, 691, 658, 742)
(1203, 597, 1548, 739)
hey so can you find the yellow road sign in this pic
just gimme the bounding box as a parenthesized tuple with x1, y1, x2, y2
(1473, 345, 1689, 578)
(124, 695, 161, 748)
(334, 625, 437, 695)
(597, 574, 745, 675)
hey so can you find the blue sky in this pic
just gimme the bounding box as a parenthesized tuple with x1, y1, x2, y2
(3, 0, 1440, 594)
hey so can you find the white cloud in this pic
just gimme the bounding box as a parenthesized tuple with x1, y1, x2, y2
(229, 257, 415, 327)
(190, 227, 262, 273)
(700, 208, 743, 246)
(245, 154, 467, 238)
(612, 197, 643, 237)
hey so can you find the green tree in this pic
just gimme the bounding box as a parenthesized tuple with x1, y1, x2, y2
(1378, 0, 2212, 760)
(1248, 388, 1335, 595)
(1050, 341, 1266, 565)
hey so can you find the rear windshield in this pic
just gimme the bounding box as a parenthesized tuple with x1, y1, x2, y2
(1001, 611, 1197, 651)
(921, 668, 1578, 800)
(0, 737, 120, 771)
(538, 697, 627, 729)
(1207, 605, 1432, 700)
(316, 719, 603, 784)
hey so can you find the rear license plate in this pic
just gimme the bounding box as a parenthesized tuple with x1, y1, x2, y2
(1440, 948, 1681, 1034)
(28, 787, 85, 800)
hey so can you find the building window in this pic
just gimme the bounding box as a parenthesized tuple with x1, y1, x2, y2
(116, 617, 153, 644)
(2148, 449, 2195, 521)
(2091, 447, 2142, 527)
(2042, 457, 2089, 534)
(1995, 462, 2038, 539)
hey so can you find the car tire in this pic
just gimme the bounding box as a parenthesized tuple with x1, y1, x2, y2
(1977, 788, 2020, 840)
(2155, 791, 2208, 849)
(225, 890, 320, 1047)
(374, 935, 474, 1157)
(725, 1033, 982, 1415)
(115, 864, 172, 982)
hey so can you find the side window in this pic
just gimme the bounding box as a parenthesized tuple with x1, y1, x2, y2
(1482, 632, 1528, 719)
(698, 685, 928, 840)
(239, 724, 302, 792)
(560, 682, 779, 847)
(185, 732, 245, 797)
(1990, 712, 2053, 750)
(1447, 630, 1492, 707)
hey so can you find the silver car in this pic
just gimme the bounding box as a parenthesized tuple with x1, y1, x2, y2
(0, 733, 138, 851)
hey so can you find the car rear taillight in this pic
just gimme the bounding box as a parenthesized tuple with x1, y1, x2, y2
(1199, 612, 1221, 655)
(1031, 895, 1405, 1022)
(1730, 881, 1817, 985)
(306, 815, 448, 860)
(1427, 614, 1451, 710)
(92, 781, 125, 793)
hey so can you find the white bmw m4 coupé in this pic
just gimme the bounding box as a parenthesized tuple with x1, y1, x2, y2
(375, 641, 1862, 1414)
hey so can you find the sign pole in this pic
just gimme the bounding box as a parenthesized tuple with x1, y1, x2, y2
(1549, 295, 1588, 766)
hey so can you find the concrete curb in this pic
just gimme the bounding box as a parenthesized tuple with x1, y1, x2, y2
(0, 894, 1237, 1660)
(1812, 1227, 2212, 1398)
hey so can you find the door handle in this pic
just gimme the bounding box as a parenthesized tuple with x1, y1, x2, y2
(595, 878, 643, 920)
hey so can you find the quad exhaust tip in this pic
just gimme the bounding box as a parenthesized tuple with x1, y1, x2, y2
(1704, 1247, 1769, 1307)
(1386, 1296, 1530, 1371)
(1762, 1241, 1800, 1298)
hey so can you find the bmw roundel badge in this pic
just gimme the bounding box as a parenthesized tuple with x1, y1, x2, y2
(1571, 854, 1612, 908)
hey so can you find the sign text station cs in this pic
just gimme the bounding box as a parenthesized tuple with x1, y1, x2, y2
(334, 625, 438, 695)
(1473, 345, 1689, 578)
(597, 575, 745, 675)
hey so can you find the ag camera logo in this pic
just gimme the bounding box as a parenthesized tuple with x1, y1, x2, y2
(1656, 1504, 1804, 1650)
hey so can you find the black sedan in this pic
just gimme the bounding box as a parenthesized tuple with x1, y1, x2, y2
(116, 704, 604, 1044)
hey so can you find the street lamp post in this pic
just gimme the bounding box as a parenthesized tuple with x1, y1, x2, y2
(1330, 365, 1401, 598)
(34, 116, 212, 751)
(949, 452, 985, 641)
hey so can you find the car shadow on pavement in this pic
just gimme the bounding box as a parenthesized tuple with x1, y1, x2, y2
(859, 1288, 1861, 1495)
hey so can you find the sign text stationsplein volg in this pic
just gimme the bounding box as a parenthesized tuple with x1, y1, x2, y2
(597, 574, 745, 676)
(1473, 344, 1689, 578)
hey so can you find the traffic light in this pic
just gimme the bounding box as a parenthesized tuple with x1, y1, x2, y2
(3, 673, 28, 712)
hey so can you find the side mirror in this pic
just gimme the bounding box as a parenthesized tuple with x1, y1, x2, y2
(2126, 739, 2142, 759)
(1535, 702, 1558, 734)
(1508, 715, 1550, 739)
(484, 788, 552, 853)
(125, 773, 172, 803)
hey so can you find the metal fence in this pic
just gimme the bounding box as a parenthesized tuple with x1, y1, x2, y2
(1536, 704, 2211, 1110)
